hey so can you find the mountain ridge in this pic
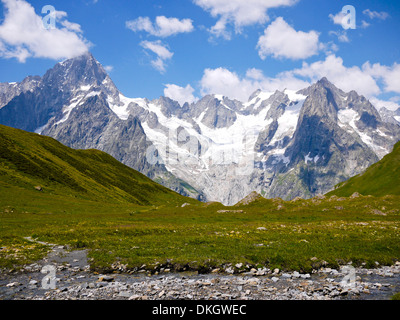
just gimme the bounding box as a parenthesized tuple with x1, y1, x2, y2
(0, 124, 193, 206)
(1, 53, 400, 205)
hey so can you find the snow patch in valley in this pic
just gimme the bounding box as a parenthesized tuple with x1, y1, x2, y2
(338, 109, 358, 129)
(304, 152, 319, 164)
(267, 148, 290, 166)
(140, 97, 277, 176)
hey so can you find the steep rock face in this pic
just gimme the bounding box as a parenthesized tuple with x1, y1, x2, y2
(0, 53, 116, 132)
(42, 93, 173, 183)
(1, 54, 400, 205)
(261, 79, 400, 200)
(0, 54, 204, 201)
(379, 107, 400, 126)
(0, 76, 41, 109)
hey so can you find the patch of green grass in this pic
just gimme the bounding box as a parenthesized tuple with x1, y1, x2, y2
(1, 124, 400, 273)
(391, 293, 400, 300)
(328, 141, 400, 197)
(1, 184, 399, 273)
(0, 124, 196, 207)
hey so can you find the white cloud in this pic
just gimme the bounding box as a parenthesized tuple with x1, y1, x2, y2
(291, 55, 381, 97)
(60, 19, 83, 33)
(0, 0, 90, 62)
(360, 20, 371, 29)
(369, 97, 400, 112)
(329, 30, 349, 43)
(164, 84, 198, 106)
(104, 65, 114, 73)
(199, 67, 309, 102)
(197, 56, 400, 103)
(193, 0, 298, 38)
(329, 11, 347, 26)
(363, 9, 389, 20)
(140, 40, 173, 73)
(209, 16, 231, 40)
(200, 67, 257, 101)
(256, 17, 320, 60)
(177, 55, 400, 113)
(363, 62, 400, 94)
(126, 16, 194, 37)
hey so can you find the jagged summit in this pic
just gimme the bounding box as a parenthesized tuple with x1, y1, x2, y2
(1, 54, 400, 205)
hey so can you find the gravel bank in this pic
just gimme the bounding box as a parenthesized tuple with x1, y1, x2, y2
(1, 244, 399, 300)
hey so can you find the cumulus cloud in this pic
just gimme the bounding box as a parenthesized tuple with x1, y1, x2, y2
(198, 55, 400, 101)
(329, 11, 347, 26)
(0, 0, 90, 62)
(291, 55, 381, 97)
(200, 67, 256, 101)
(369, 97, 400, 112)
(193, 0, 298, 39)
(172, 54, 400, 114)
(256, 17, 321, 60)
(199, 67, 309, 102)
(164, 84, 198, 106)
(363, 62, 400, 94)
(140, 40, 173, 73)
(126, 16, 194, 37)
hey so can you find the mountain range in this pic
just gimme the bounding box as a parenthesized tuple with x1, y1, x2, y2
(1, 52, 400, 205)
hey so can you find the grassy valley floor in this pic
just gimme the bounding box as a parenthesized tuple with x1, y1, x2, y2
(1, 185, 399, 274)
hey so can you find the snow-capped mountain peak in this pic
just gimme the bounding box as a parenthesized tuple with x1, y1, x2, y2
(1, 53, 400, 205)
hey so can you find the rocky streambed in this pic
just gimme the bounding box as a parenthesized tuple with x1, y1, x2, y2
(0, 244, 399, 300)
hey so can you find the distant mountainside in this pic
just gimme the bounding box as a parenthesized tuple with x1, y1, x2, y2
(0, 124, 193, 206)
(1, 53, 400, 204)
(379, 107, 400, 126)
(0, 53, 205, 202)
(327, 141, 400, 197)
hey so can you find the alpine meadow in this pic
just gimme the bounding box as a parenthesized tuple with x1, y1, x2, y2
(0, 0, 400, 303)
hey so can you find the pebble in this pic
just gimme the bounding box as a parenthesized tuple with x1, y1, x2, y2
(2, 267, 397, 301)
(1, 245, 399, 301)
(98, 275, 114, 282)
(6, 282, 20, 287)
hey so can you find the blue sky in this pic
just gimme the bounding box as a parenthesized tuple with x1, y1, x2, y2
(1, 0, 400, 109)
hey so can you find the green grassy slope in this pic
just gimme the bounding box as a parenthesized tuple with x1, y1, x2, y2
(0, 124, 195, 206)
(327, 141, 400, 197)
(1, 125, 399, 274)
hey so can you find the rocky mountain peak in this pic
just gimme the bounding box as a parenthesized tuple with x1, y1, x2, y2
(1, 56, 400, 205)
(42, 52, 113, 92)
(248, 89, 262, 102)
(152, 96, 182, 118)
